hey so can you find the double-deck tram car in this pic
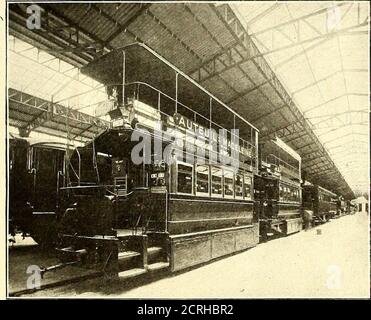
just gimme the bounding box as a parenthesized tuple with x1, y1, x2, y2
(254, 138, 302, 241)
(336, 197, 348, 217)
(302, 184, 338, 224)
(50, 43, 260, 277)
(9, 134, 66, 245)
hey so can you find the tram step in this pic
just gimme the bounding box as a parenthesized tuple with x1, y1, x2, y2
(147, 262, 170, 272)
(148, 246, 162, 255)
(118, 268, 147, 280)
(56, 247, 87, 262)
(148, 246, 166, 264)
(117, 234, 136, 241)
(118, 250, 141, 270)
(57, 246, 87, 254)
(118, 250, 141, 260)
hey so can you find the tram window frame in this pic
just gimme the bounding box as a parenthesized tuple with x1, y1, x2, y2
(176, 161, 194, 195)
(290, 187, 294, 201)
(282, 186, 286, 201)
(195, 164, 210, 197)
(286, 186, 290, 201)
(223, 169, 234, 199)
(235, 172, 243, 199)
(279, 184, 284, 201)
(211, 166, 223, 198)
(243, 174, 252, 200)
(296, 188, 300, 202)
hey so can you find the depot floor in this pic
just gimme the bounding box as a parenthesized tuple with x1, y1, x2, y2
(22, 212, 370, 299)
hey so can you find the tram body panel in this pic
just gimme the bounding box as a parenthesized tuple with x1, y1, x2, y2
(255, 139, 302, 240)
(167, 194, 257, 272)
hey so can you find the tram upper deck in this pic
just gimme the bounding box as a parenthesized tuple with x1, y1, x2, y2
(81, 42, 259, 174)
(256, 137, 302, 205)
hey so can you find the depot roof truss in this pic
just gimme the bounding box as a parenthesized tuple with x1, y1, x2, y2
(8, 88, 110, 140)
(249, 2, 368, 58)
(7, 2, 359, 198)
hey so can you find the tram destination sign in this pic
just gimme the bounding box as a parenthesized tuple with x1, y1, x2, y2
(172, 113, 253, 158)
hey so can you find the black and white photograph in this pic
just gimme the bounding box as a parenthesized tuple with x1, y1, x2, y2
(0, 1, 370, 301)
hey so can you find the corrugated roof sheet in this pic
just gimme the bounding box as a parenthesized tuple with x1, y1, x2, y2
(8, 2, 366, 197)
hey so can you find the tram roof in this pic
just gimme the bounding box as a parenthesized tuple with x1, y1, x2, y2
(317, 185, 338, 198)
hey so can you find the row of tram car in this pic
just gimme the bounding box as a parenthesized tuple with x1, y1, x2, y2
(8, 43, 353, 279)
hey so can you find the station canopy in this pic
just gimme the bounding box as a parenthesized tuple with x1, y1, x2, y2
(232, 2, 369, 196)
(8, 2, 369, 197)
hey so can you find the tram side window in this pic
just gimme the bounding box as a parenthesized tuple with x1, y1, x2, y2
(292, 189, 298, 201)
(279, 184, 284, 201)
(224, 170, 234, 198)
(290, 188, 294, 201)
(235, 173, 243, 199)
(177, 163, 193, 194)
(284, 186, 289, 201)
(196, 164, 209, 196)
(211, 167, 223, 197)
(243, 175, 252, 200)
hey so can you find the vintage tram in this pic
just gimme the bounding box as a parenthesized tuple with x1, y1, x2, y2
(302, 184, 338, 224)
(9, 134, 66, 245)
(254, 137, 302, 240)
(50, 43, 260, 277)
(337, 197, 351, 217)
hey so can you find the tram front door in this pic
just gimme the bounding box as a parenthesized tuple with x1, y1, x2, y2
(31, 146, 65, 214)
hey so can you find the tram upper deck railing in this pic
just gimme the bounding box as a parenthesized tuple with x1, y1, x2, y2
(81, 43, 259, 145)
(82, 43, 259, 131)
(265, 153, 300, 180)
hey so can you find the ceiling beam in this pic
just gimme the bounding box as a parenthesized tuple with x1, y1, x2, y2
(103, 3, 151, 44)
(246, 3, 281, 26)
(250, 3, 348, 37)
(304, 93, 368, 114)
(253, 20, 368, 58)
